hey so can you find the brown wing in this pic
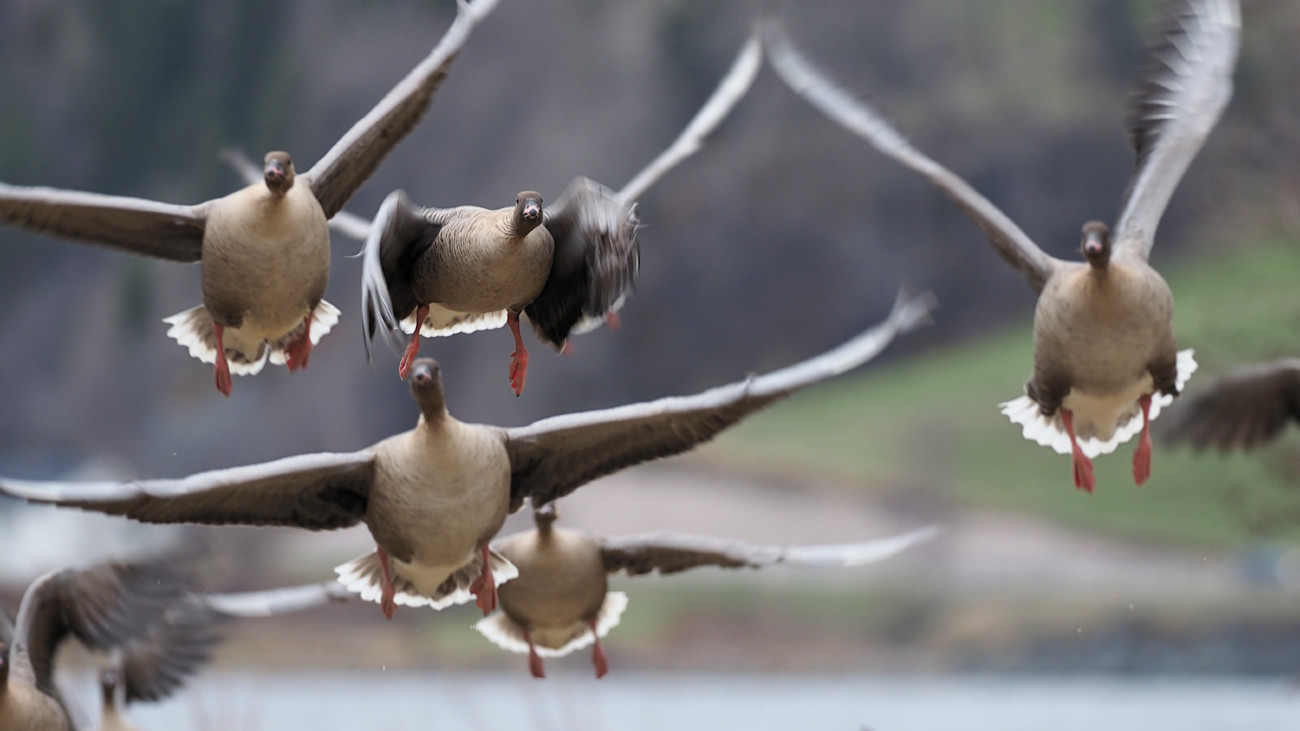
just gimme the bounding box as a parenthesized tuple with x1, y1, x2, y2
(1114, 0, 1240, 259)
(1162, 359, 1300, 452)
(525, 177, 639, 348)
(303, 0, 498, 218)
(765, 22, 1056, 293)
(0, 183, 207, 262)
(116, 598, 223, 704)
(358, 190, 450, 357)
(505, 291, 934, 511)
(0, 449, 375, 530)
(13, 556, 196, 694)
(600, 526, 939, 576)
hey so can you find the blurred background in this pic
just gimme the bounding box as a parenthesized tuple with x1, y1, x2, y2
(1, 0, 1299, 728)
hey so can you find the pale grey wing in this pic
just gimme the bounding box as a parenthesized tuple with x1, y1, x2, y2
(14, 557, 195, 695)
(1114, 0, 1240, 260)
(0, 183, 207, 262)
(601, 525, 939, 576)
(203, 581, 351, 618)
(303, 0, 499, 218)
(1162, 359, 1300, 452)
(765, 24, 1055, 294)
(526, 178, 639, 347)
(116, 598, 223, 704)
(616, 28, 762, 206)
(0, 449, 375, 530)
(505, 290, 935, 511)
(221, 148, 375, 242)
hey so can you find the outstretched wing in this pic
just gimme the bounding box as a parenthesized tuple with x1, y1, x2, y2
(525, 178, 639, 348)
(765, 23, 1056, 293)
(505, 290, 934, 511)
(1162, 358, 1300, 452)
(617, 27, 762, 206)
(304, 0, 499, 217)
(0, 450, 375, 530)
(115, 598, 223, 704)
(0, 183, 207, 262)
(203, 581, 352, 618)
(601, 525, 938, 576)
(1113, 0, 1240, 259)
(14, 556, 195, 694)
(358, 190, 448, 357)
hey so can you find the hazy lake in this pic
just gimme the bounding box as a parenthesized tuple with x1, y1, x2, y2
(117, 673, 1300, 730)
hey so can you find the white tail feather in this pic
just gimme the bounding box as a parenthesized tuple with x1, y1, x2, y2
(400, 304, 508, 337)
(1001, 348, 1198, 458)
(162, 306, 267, 376)
(474, 591, 628, 658)
(267, 300, 341, 366)
(334, 549, 518, 611)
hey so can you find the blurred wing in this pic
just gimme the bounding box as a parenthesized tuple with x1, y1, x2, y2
(304, 0, 499, 217)
(526, 178, 639, 347)
(506, 290, 934, 510)
(601, 525, 939, 576)
(765, 23, 1055, 294)
(14, 557, 194, 694)
(220, 148, 262, 186)
(0, 183, 207, 262)
(0, 608, 13, 648)
(616, 28, 762, 205)
(1114, 0, 1240, 259)
(0, 449, 375, 530)
(203, 581, 351, 618)
(1162, 359, 1300, 452)
(359, 190, 446, 357)
(117, 599, 223, 704)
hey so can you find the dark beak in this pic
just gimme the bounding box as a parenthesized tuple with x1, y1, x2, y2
(522, 200, 542, 222)
(1083, 234, 1104, 257)
(264, 160, 285, 181)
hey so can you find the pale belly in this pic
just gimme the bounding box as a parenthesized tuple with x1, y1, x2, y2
(423, 228, 552, 314)
(498, 535, 606, 629)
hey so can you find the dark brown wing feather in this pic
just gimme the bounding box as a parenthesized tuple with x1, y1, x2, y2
(525, 177, 639, 348)
(359, 190, 445, 357)
(505, 292, 934, 510)
(304, 0, 498, 218)
(1162, 359, 1300, 452)
(0, 450, 375, 530)
(0, 183, 207, 262)
(117, 599, 224, 704)
(14, 556, 196, 694)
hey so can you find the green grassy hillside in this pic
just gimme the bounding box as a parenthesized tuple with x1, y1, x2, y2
(706, 241, 1300, 548)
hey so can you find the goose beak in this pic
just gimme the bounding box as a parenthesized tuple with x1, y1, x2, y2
(1083, 234, 1104, 257)
(264, 160, 285, 182)
(522, 200, 542, 222)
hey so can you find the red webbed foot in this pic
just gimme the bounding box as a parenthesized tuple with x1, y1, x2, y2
(213, 323, 233, 397)
(398, 305, 430, 380)
(524, 629, 545, 679)
(1133, 394, 1153, 486)
(285, 315, 315, 372)
(377, 546, 397, 621)
(1061, 409, 1095, 494)
(506, 311, 529, 396)
(589, 618, 609, 679)
(469, 545, 497, 616)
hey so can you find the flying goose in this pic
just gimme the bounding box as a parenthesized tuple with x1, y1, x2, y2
(350, 30, 763, 393)
(0, 291, 933, 621)
(0, 557, 195, 731)
(766, 0, 1240, 492)
(0, 0, 498, 396)
(93, 581, 351, 731)
(1161, 359, 1300, 452)
(478, 504, 937, 679)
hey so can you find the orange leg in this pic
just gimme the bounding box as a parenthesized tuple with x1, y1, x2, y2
(285, 314, 314, 372)
(1061, 409, 1095, 494)
(604, 310, 621, 331)
(213, 323, 233, 397)
(589, 618, 609, 679)
(376, 546, 397, 620)
(507, 311, 529, 396)
(523, 628, 545, 679)
(1132, 394, 1153, 486)
(469, 545, 497, 615)
(398, 304, 430, 380)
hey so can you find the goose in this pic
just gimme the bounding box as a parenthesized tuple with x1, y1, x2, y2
(1162, 359, 1300, 452)
(0, 290, 933, 621)
(478, 503, 937, 679)
(0, 0, 498, 396)
(766, 0, 1240, 492)
(92, 581, 351, 731)
(0, 557, 195, 731)
(350, 29, 763, 393)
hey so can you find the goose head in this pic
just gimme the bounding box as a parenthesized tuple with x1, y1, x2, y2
(513, 191, 544, 236)
(262, 151, 296, 195)
(533, 502, 559, 534)
(409, 358, 447, 421)
(1080, 221, 1111, 269)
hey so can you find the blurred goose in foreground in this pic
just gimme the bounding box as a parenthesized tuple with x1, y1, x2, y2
(1162, 359, 1300, 452)
(0, 557, 194, 731)
(766, 0, 1239, 493)
(94, 581, 350, 731)
(0, 291, 933, 621)
(355, 30, 763, 393)
(479, 504, 938, 679)
(0, 0, 497, 396)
